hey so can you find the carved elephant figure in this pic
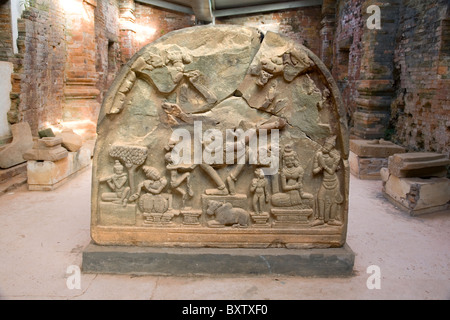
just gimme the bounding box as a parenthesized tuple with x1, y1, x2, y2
(206, 200, 250, 228)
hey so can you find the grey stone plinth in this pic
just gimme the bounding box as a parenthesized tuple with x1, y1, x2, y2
(82, 242, 355, 277)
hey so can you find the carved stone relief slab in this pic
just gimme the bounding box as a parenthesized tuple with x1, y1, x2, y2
(91, 25, 349, 249)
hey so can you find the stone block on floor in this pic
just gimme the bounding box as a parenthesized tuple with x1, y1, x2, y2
(0, 122, 34, 169)
(27, 145, 91, 191)
(349, 139, 406, 180)
(388, 152, 450, 178)
(381, 167, 450, 216)
(82, 242, 355, 277)
(55, 128, 83, 152)
(23, 137, 68, 162)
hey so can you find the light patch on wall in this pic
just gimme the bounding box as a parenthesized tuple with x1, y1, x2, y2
(61, 119, 97, 138)
(60, 0, 89, 19)
(10, 0, 25, 54)
(42, 121, 63, 135)
(134, 24, 157, 44)
(0, 62, 13, 140)
(41, 119, 96, 139)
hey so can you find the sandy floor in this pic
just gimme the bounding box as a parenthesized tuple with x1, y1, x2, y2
(0, 164, 448, 300)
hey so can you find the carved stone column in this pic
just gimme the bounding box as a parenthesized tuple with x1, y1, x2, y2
(353, 0, 400, 139)
(63, 0, 100, 139)
(320, 0, 336, 70)
(119, 0, 137, 64)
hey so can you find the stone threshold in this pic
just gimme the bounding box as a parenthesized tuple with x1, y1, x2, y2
(82, 242, 355, 277)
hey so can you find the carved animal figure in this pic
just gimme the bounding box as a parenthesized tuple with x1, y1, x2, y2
(206, 200, 250, 228)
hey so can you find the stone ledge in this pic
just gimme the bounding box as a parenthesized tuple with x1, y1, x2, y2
(82, 243, 355, 277)
(381, 171, 450, 216)
(382, 190, 449, 216)
(0, 162, 27, 183)
(0, 172, 27, 196)
(350, 139, 405, 158)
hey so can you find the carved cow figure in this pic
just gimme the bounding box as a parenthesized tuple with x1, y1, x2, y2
(206, 200, 250, 228)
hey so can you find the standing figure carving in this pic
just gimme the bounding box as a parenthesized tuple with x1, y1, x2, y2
(312, 136, 343, 226)
(250, 168, 270, 214)
(165, 152, 195, 209)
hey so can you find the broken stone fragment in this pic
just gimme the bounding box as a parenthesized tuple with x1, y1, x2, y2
(23, 137, 68, 162)
(56, 128, 83, 152)
(0, 122, 34, 169)
(38, 128, 55, 138)
(27, 145, 91, 191)
(388, 152, 450, 178)
(382, 169, 450, 216)
(350, 139, 406, 158)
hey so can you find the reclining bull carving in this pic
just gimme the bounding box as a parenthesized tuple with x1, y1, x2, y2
(206, 200, 250, 228)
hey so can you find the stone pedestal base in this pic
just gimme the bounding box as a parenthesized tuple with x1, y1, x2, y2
(27, 146, 91, 191)
(181, 209, 202, 225)
(381, 168, 450, 216)
(271, 208, 313, 228)
(143, 209, 180, 226)
(349, 139, 405, 180)
(250, 212, 270, 228)
(82, 242, 355, 277)
(349, 151, 388, 180)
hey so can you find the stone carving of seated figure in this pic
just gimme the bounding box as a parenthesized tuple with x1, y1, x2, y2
(129, 166, 169, 214)
(100, 160, 131, 207)
(271, 144, 313, 208)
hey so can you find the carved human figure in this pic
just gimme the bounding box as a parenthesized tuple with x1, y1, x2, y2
(250, 168, 270, 214)
(282, 48, 313, 82)
(109, 144, 148, 195)
(143, 52, 164, 71)
(100, 160, 131, 207)
(317, 87, 330, 110)
(129, 166, 169, 213)
(255, 49, 313, 88)
(260, 82, 288, 114)
(165, 152, 195, 208)
(256, 70, 274, 87)
(165, 45, 193, 84)
(271, 144, 313, 207)
(256, 55, 284, 86)
(132, 52, 164, 73)
(200, 117, 286, 196)
(312, 136, 343, 226)
(261, 82, 277, 110)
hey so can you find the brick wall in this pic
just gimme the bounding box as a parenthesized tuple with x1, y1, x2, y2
(117, 1, 194, 65)
(95, 0, 121, 101)
(333, 0, 364, 125)
(134, 3, 195, 50)
(15, 0, 66, 135)
(0, 1, 14, 61)
(216, 7, 323, 57)
(392, 0, 450, 156)
(1, 0, 448, 155)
